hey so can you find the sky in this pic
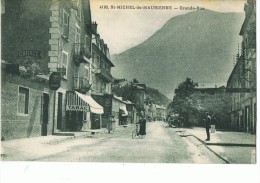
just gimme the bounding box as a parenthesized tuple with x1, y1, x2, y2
(90, 0, 246, 55)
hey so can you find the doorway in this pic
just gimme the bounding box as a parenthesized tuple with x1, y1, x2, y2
(41, 93, 49, 136)
(57, 92, 63, 130)
(245, 106, 249, 132)
(66, 111, 84, 131)
(91, 113, 100, 129)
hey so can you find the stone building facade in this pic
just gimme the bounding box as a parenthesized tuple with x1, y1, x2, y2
(1, 61, 52, 140)
(227, 0, 256, 134)
(1, 0, 106, 140)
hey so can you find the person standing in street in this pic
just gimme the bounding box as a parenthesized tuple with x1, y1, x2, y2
(168, 115, 174, 127)
(138, 115, 147, 139)
(107, 115, 115, 133)
(211, 115, 217, 133)
(111, 115, 116, 132)
(205, 112, 211, 141)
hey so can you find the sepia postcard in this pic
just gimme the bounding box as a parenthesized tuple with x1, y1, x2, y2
(0, 0, 259, 182)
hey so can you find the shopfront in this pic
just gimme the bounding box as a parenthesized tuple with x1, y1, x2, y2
(66, 91, 104, 131)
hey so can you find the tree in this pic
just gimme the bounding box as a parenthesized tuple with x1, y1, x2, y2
(168, 78, 197, 126)
(169, 78, 231, 127)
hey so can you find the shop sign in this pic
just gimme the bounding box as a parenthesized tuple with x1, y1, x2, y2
(16, 50, 41, 76)
(66, 105, 90, 111)
(17, 50, 41, 59)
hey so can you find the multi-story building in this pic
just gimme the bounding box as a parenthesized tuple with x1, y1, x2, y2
(90, 22, 116, 128)
(1, 0, 104, 140)
(125, 100, 138, 124)
(155, 105, 167, 121)
(227, 0, 256, 134)
(1, 0, 55, 140)
(48, 0, 104, 132)
(146, 104, 157, 121)
(131, 83, 147, 112)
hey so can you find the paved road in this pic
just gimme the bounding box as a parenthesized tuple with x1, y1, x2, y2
(39, 121, 226, 163)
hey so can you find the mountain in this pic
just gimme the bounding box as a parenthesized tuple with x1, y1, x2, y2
(146, 87, 171, 106)
(111, 10, 244, 98)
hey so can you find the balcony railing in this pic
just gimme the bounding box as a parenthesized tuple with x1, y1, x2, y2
(73, 77, 91, 93)
(73, 43, 91, 64)
(95, 67, 113, 82)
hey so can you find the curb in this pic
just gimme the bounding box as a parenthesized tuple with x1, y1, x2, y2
(204, 142, 256, 147)
(47, 133, 90, 144)
(190, 134, 231, 164)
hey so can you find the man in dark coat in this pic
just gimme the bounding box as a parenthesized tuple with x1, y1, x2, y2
(205, 112, 211, 141)
(138, 115, 146, 139)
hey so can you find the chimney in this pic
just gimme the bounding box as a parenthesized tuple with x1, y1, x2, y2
(92, 21, 97, 34)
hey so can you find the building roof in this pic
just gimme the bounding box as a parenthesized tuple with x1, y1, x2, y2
(133, 83, 146, 91)
(195, 83, 226, 89)
(113, 95, 131, 104)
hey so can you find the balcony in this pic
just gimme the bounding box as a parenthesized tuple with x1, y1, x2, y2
(73, 77, 91, 93)
(73, 43, 91, 65)
(95, 67, 113, 82)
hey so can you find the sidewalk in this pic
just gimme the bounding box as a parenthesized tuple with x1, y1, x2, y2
(178, 127, 256, 164)
(1, 131, 100, 161)
(1, 126, 130, 161)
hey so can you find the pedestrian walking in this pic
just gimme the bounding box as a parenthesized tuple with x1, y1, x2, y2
(138, 115, 147, 138)
(205, 112, 211, 141)
(107, 115, 115, 133)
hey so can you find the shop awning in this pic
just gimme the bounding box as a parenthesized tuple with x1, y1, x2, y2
(120, 105, 128, 116)
(75, 91, 104, 114)
(66, 91, 104, 114)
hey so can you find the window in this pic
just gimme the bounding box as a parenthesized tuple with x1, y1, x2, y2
(74, 66, 79, 78)
(62, 9, 69, 38)
(76, 3, 81, 20)
(97, 80, 101, 92)
(102, 82, 106, 93)
(85, 65, 89, 79)
(106, 83, 111, 94)
(85, 35, 91, 55)
(92, 73, 96, 90)
(75, 24, 80, 43)
(18, 86, 29, 115)
(97, 57, 100, 68)
(61, 51, 68, 78)
(75, 24, 81, 54)
(83, 111, 89, 121)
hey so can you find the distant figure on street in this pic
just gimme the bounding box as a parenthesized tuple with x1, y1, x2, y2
(205, 112, 211, 141)
(107, 115, 116, 133)
(178, 116, 184, 127)
(138, 115, 147, 138)
(111, 115, 116, 132)
(168, 115, 174, 127)
(211, 116, 217, 133)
